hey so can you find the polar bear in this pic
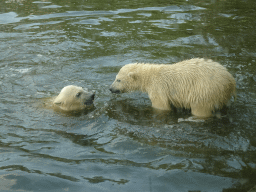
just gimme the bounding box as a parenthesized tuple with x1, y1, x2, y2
(109, 58, 236, 117)
(53, 85, 95, 111)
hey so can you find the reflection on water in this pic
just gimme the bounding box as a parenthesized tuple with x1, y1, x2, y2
(1, 0, 256, 191)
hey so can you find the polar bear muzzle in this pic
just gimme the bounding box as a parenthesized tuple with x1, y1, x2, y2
(109, 87, 121, 94)
(84, 92, 95, 106)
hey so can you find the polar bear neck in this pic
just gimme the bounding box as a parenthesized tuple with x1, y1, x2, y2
(133, 63, 163, 92)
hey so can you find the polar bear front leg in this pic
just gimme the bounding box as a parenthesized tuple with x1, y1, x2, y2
(149, 94, 171, 111)
(190, 103, 213, 117)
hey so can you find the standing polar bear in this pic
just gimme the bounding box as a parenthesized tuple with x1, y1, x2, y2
(53, 85, 95, 111)
(110, 58, 236, 117)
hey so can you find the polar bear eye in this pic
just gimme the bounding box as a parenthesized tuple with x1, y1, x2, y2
(76, 92, 82, 97)
(116, 79, 121, 82)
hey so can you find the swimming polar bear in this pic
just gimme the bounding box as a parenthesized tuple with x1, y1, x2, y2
(53, 85, 95, 111)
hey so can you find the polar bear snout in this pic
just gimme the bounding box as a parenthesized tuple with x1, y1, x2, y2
(109, 87, 121, 94)
(91, 92, 95, 100)
(84, 92, 95, 106)
(89, 92, 95, 101)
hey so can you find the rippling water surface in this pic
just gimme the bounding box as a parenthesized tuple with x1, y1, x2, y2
(1, 0, 256, 191)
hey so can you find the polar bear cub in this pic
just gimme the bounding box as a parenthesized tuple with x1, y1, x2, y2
(53, 85, 95, 111)
(110, 58, 236, 117)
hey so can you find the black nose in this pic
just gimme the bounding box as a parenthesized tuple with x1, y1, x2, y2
(109, 88, 120, 94)
(109, 88, 116, 93)
(91, 93, 95, 100)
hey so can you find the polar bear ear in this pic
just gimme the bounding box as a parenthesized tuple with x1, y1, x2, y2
(128, 72, 138, 80)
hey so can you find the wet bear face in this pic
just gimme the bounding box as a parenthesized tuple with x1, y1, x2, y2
(110, 64, 139, 93)
(53, 85, 95, 111)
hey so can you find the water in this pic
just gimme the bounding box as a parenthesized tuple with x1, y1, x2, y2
(1, 0, 256, 191)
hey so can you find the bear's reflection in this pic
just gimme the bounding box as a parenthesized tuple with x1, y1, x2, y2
(106, 97, 189, 126)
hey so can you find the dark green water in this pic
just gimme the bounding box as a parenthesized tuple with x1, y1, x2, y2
(0, 0, 256, 191)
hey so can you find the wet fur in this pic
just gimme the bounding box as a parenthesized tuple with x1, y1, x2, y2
(110, 58, 236, 117)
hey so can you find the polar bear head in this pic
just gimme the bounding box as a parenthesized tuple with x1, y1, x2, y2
(53, 85, 95, 111)
(109, 64, 141, 93)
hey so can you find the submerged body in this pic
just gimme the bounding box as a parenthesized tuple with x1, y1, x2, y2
(53, 85, 95, 111)
(110, 58, 236, 117)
